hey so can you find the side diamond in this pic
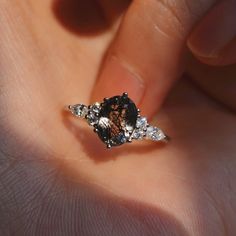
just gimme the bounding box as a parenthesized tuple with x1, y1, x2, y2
(131, 116, 148, 140)
(86, 103, 101, 126)
(136, 117, 147, 129)
(132, 129, 145, 140)
(69, 104, 88, 118)
(146, 126, 166, 141)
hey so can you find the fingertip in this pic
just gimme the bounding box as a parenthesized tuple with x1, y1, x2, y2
(90, 56, 145, 105)
(187, 0, 236, 66)
(188, 39, 236, 66)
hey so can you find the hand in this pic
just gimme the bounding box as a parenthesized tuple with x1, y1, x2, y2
(92, 0, 236, 115)
(0, 1, 236, 235)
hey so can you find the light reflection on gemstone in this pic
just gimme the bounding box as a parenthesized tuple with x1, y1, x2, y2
(132, 129, 145, 140)
(136, 117, 147, 129)
(86, 103, 101, 126)
(146, 126, 166, 141)
(96, 94, 138, 147)
(70, 104, 88, 118)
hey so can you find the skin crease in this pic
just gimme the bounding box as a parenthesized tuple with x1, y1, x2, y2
(0, 0, 236, 236)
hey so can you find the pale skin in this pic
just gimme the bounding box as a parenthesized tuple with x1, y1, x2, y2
(0, 1, 236, 235)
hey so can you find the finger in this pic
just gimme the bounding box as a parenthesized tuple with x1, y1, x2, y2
(188, 0, 236, 66)
(91, 0, 217, 117)
(186, 54, 236, 111)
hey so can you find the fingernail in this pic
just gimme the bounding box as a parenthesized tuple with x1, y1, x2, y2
(91, 56, 145, 104)
(187, 1, 236, 58)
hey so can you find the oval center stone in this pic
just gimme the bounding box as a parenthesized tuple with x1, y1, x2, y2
(96, 95, 138, 147)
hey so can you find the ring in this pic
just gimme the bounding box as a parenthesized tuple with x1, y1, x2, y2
(66, 93, 169, 149)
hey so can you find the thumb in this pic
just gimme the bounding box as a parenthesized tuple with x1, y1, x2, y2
(91, 0, 218, 117)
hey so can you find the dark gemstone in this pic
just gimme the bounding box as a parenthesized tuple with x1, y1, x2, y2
(96, 94, 138, 147)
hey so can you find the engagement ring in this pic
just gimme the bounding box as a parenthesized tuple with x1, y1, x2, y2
(67, 93, 169, 148)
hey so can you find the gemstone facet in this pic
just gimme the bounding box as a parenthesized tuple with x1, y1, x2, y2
(131, 117, 148, 140)
(136, 117, 147, 129)
(146, 126, 166, 141)
(95, 94, 138, 147)
(86, 103, 101, 126)
(69, 104, 88, 118)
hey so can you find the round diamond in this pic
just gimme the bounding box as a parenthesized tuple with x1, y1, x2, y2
(131, 116, 148, 140)
(86, 103, 101, 126)
(132, 129, 145, 140)
(91, 103, 101, 113)
(136, 117, 147, 129)
(86, 113, 99, 126)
